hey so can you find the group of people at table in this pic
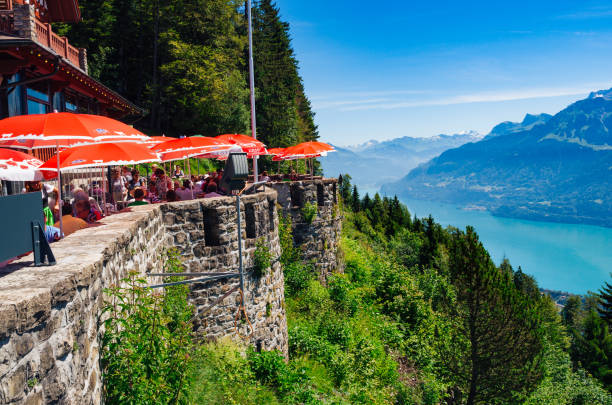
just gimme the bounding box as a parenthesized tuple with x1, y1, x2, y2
(32, 164, 274, 243)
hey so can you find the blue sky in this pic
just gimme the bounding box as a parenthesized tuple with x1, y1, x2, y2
(274, 0, 612, 146)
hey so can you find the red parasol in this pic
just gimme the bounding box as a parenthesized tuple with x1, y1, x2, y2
(0, 148, 44, 181)
(0, 112, 149, 142)
(38, 142, 160, 172)
(215, 134, 267, 157)
(152, 136, 233, 155)
(282, 141, 334, 158)
(144, 135, 173, 147)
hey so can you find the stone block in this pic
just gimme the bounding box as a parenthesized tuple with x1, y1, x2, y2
(23, 390, 43, 405)
(3, 365, 26, 402)
(39, 344, 54, 376)
(14, 334, 34, 357)
(42, 368, 66, 403)
(0, 305, 17, 340)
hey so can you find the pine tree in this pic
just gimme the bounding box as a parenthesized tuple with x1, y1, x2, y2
(562, 295, 584, 330)
(598, 278, 612, 324)
(252, 0, 299, 147)
(351, 185, 360, 212)
(571, 310, 612, 390)
(362, 193, 371, 212)
(445, 226, 544, 404)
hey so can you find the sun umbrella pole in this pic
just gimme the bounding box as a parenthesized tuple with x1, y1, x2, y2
(55, 141, 63, 238)
(101, 166, 108, 217)
(187, 157, 193, 199)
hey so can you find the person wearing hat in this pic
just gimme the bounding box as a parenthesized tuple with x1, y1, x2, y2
(128, 187, 150, 207)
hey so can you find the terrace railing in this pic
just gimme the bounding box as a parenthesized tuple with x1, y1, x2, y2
(0, 4, 86, 71)
(33, 19, 81, 68)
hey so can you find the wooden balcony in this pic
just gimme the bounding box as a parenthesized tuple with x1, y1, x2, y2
(33, 18, 81, 67)
(0, 4, 86, 72)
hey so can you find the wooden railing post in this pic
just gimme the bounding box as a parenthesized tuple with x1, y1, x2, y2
(63, 36, 68, 58)
(45, 22, 51, 47)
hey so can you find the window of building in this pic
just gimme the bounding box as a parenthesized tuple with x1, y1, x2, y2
(26, 83, 50, 115)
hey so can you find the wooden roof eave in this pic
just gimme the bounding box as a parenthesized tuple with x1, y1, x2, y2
(0, 37, 144, 117)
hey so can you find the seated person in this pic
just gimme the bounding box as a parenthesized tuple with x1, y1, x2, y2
(42, 195, 54, 227)
(75, 198, 102, 224)
(204, 182, 222, 198)
(147, 183, 160, 203)
(175, 179, 194, 201)
(166, 189, 179, 202)
(54, 202, 88, 237)
(44, 224, 61, 243)
(128, 188, 150, 206)
(260, 170, 271, 182)
(290, 170, 298, 181)
(72, 189, 103, 218)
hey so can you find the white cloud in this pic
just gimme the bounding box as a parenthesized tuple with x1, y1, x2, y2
(330, 84, 611, 112)
(556, 7, 612, 20)
(310, 89, 431, 101)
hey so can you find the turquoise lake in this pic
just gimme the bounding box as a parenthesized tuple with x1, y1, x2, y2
(391, 197, 612, 294)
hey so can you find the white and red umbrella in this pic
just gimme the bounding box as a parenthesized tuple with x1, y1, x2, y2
(282, 141, 334, 158)
(215, 134, 267, 157)
(0, 148, 44, 181)
(144, 135, 172, 147)
(38, 142, 160, 172)
(152, 136, 233, 155)
(0, 112, 149, 142)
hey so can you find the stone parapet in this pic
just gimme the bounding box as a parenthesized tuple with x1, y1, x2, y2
(0, 190, 287, 404)
(267, 178, 342, 282)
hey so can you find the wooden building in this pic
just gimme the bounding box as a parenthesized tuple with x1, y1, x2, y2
(0, 0, 142, 121)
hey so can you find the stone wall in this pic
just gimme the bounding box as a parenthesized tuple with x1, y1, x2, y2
(0, 207, 168, 404)
(267, 178, 343, 282)
(160, 190, 287, 355)
(0, 189, 287, 404)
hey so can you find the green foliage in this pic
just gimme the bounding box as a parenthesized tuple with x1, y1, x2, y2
(445, 227, 545, 403)
(278, 209, 299, 267)
(253, 237, 272, 278)
(284, 261, 315, 296)
(100, 249, 193, 404)
(598, 276, 612, 325)
(252, 0, 318, 155)
(526, 337, 612, 404)
(301, 201, 318, 224)
(188, 339, 280, 404)
(571, 310, 612, 390)
(248, 349, 319, 404)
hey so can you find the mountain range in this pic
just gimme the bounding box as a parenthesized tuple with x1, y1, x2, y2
(321, 131, 482, 191)
(382, 88, 612, 227)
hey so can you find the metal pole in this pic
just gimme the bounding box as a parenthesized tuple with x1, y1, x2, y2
(55, 141, 63, 237)
(187, 157, 194, 199)
(247, 0, 258, 183)
(236, 193, 245, 307)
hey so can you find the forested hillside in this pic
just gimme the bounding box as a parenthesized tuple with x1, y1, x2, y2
(55, 0, 318, 153)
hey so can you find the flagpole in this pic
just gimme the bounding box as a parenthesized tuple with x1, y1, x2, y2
(247, 0, 258, 183)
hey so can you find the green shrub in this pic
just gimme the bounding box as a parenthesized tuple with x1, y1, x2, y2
(284, 262, 314, 296)
(301, 201, 317, 224)
(189, 340, 280, 404)
(278, 210, 299, 266)
(100, 249, 194, 404)
(253, 237, 272, 278)
(248, 349, 318, 403)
